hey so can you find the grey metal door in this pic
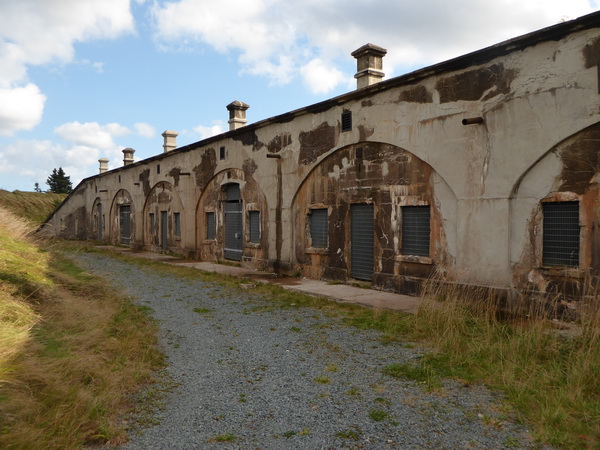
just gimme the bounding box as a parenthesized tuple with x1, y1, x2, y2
(161, 211, 168, 250)
(97, 203, 103, 241)
(351, 204, 374, 281)
(120, 205, 131, 245)
(224, 184, 242, 261)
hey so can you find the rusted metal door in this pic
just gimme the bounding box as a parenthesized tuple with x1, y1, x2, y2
(224, 184, 242, 261)
(351, 204, 374, 281)
(161, 211, 168, 250)
(120, 205, 131, 245)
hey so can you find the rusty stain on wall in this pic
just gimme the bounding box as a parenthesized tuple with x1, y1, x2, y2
(436, 63, 517, 103)
(398, 85, 433, 103)
(193, 148, 217, 189)
(298, 122, 337, 165)
(267, 133, 292, 153)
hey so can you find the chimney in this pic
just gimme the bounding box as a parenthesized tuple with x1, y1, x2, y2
(227, 100, 250, 131)
(351, 43, 387, 89)
(162, 130, 178, 153)
(98, 158, 109, 174)
(122, 148, 135, 166)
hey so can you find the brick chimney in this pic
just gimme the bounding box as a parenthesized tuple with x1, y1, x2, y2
(162, 130, 178, 153)
(351, 43, 387, 89)
(227, 100, 250, 131)
(122, 148, 135, 166)
(98, 158, 109, 173)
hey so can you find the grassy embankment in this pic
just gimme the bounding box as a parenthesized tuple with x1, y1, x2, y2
(100, 247, 600, 448)
(0, 191, 164, 448)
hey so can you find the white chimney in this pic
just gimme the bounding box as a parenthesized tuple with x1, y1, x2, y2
(122, 148, 135, 166)
(162, 130, 178, 153)
(227, 100, 250, 131)
(351, 43, 387, 90)
(99, 158, 109, 173)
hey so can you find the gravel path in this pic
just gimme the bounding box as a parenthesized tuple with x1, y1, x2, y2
(73, 252, 539, 449)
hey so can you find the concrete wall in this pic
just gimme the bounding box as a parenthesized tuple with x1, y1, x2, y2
(41, 13, 600, 302)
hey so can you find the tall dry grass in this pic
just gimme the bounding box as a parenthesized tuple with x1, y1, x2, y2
(0, 207, 164, 448)
(411, 279, 600, 447)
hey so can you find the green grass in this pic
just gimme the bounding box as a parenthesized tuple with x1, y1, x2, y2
(0, 207, 164, 448)
(0, 189, 65, 225)
(368, 408, 389, 422)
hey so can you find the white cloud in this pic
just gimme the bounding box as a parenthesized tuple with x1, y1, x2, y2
(0, 0, 135, 135)
(151, 0, 597, 92)
(55, 121, 131, 150)
(300, 58, 350, 95)
(194, 121, 225, 139)
(0, 83, 46, 136)
(134, 122, 156, 138)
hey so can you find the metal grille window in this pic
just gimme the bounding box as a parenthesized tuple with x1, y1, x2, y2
(206, 211, 216, 240)
(341, 111, 352, 132)
(542, 201, 580, 267)
(174, 212, 181, 237)
(402, 206, 431, 257)
(249, 211, 260, 243)
(310, 208, 328, 248)
(149, 213, 155, 235)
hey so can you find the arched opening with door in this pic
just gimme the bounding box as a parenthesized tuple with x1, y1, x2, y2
(109, 189, 134, 246)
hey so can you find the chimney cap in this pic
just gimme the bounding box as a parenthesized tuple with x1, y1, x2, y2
(161, 130, 179, 137)
(227, 100, 250, 111)
(351, 43, 387, 58)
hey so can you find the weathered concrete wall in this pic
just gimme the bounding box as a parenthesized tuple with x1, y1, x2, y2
(40, 13, 600, 300)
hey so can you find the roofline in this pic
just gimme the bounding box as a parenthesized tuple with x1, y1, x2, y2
(47, 9, 600, 224)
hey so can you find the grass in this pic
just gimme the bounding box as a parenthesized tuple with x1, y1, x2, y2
(0, 189, 65, 225)
(0, 207, 164, 448)
(368, 408, 389, 422)
(67, 244, 600, 448)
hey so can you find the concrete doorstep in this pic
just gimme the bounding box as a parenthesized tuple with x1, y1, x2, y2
(102, 246, 422, 314)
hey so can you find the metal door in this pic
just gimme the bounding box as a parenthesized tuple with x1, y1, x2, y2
(224, 184, 243, 261)
(161, 211, 168, 250)
(351, 204, 374, 281)
(120, 205, 131, 245)
(97, 203, 103, 241)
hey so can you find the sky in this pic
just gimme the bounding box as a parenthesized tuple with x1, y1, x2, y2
(0, 0, 598, 192)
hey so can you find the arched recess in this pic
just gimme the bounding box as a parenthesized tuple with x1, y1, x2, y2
(109, 189, 134, 246)
(91, 197, 105, 242)
(195, 168, 270, 268)
(291, 141, 457, 294)
(510, 122, 600, 293)
(142, 181, 184, 252)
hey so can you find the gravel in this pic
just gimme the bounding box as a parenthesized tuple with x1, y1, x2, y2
(72, 252, 541, 449)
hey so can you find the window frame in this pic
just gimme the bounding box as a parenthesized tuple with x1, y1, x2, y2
(541, 201, 580, 268)
(206, 211, 216, 240)
(401, 205, 431, 258)
(308, 208, 329, 249)
(248, 210, 260, 243)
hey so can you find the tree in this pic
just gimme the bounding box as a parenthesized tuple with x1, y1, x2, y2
(46, 167, 72, 194)
(34, 182, 42, 193)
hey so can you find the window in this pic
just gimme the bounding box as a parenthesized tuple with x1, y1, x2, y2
(149, 213, 155, 234)
(542, 201, 579, 267)
(174, 212, 181, 237)
(341, 110, 352, 132)
(249, 211, 260, 243)
(309, 208, 328, 248)
(402, 206, 430, 257)
(157, 164, 160, 174)
(206, 211, 216, 240)
(220, 146, 226, 160)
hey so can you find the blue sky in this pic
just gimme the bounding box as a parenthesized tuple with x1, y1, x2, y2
(0, 0, 598, 192)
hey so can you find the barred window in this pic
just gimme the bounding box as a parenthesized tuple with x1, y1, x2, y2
(341, 111, 352, 132)
(542, 201, 579, 267)
(402, 206, 430, 257)
(206, 211, 216, 240)
(174, 212, 181, 237)
(149, 213, 155, 235)
(309, 209, 328, 248)
(249, 211, 260, 243)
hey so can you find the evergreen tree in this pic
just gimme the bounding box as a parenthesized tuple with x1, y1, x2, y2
(34, 182, 42, 193)
(46, 167, 72, 194)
